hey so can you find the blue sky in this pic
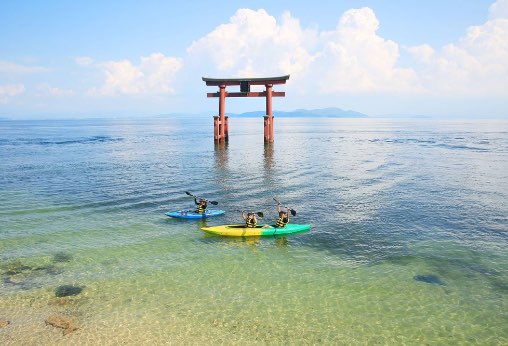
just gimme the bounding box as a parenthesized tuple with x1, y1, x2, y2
(1, 0, 507, 118)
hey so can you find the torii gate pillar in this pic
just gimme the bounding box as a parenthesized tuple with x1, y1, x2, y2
(203, 75, 289, 144)
(213, 85, 228, 142)
(264, 84, 274, 142)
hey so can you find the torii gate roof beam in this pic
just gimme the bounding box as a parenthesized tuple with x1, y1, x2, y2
(202, 75, 289, 86)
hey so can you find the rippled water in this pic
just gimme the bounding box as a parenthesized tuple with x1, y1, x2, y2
(1, 117, 507, 344)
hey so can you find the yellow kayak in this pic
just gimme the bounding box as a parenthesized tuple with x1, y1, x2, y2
(201, 224, 310, 237)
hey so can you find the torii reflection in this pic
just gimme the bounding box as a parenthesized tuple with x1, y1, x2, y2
(213, 140, 229, 181)
(263, 142, 274, 172)
(263, 142, 275, 188)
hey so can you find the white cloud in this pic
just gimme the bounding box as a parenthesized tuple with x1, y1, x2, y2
(4, 3, 505, 115)
(91, 53, 182, 96)
(75, 56, 94, 66)
(0, 84, 25, 103)
(187, 9, 316, 79)
(408, 44, 434, 64)
(408, 3, 508, 96)
(187, 5, 508, 99)
(39, 84, 74, 96)
(187, 8, 418, 94)
(489, 0, 508, 19)
(0, 60, 48, 74)
(313, 7, 419, 93)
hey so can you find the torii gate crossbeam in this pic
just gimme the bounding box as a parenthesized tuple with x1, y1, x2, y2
(202, 75, 289, 143)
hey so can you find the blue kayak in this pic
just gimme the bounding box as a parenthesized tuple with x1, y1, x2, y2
(165, 209, 225, 219)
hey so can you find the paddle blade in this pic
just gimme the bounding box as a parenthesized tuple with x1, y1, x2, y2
(185, 191, 193, 196)
(210, 201, 218, 205)
(290, 209, 297, 216)
(257, 212, 264, 218)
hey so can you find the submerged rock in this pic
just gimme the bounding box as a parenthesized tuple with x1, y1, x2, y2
(55, 285, 83, 297)
(34, 264, 53, 271)
(5, 265, 32, 275)
(45, 315, 78, 335)
(34, 264, 63, 276)
(414, 274, 446, 286)
(0, 319, 10, 328)
(3, 275, 22, 285)
(3, 275, 42, 291)
(54, 298, 71, 305)
(2, 262, 62, 292)
(3, 274, 31, 287)
(53, 252, 73, 263)
(491, 279, 508, 292)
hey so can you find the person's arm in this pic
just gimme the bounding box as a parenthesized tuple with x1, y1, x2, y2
(195, 197, 199, 205)
(242, 210, 247, 220)
(286, 208, 290, 223)
(277, 205, 282, 213)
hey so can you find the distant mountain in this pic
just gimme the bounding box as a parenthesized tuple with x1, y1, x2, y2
(374, 113, 432, 119)
(231, 107, 368, 118)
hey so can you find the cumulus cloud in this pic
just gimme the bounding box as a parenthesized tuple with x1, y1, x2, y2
(408, 0, 508, 96)
(0, 84, 25, 103)
(489, 0, 508, 19)
(5, 3, 505, 111)
(314, 7, 419, 93)
(187, 8, 418, 94)
(91, 53, 182, 96)
(188, 4, 508, 98)
(408, 44, 434, 64)
(187, 9, 316, 80)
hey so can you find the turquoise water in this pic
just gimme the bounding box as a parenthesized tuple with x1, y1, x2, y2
(1, 117, 507, 344)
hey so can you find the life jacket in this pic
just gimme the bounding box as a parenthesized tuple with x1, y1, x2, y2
(275, 215, 289, 228)
(246, 217, 257, 228)
(196, 203, 206, 214)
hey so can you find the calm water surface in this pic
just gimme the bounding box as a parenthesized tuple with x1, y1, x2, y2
(1, 117, 507, 344)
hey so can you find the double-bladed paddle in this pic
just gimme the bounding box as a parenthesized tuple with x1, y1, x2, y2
(185, 191, 219, 205)
(273, 197, 297, 216)
(242, 210, 264, 218)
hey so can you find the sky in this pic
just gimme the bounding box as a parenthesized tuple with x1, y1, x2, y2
(1, 0, 507, 119)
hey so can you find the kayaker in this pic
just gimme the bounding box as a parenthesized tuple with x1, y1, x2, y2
(242, 210, 257, 228)
(194, 197, 207, 214)
(275, 205, 290, 228)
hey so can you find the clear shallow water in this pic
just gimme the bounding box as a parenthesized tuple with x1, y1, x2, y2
(0, 117, 507, 344)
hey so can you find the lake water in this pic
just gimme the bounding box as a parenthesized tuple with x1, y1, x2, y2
(1, 117, 507, 344)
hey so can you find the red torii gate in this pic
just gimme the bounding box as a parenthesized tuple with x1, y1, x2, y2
(202, 75, 289, 143)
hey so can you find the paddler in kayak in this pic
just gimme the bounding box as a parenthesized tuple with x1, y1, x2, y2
(242, 210, 258, 228)
(275, 205, 290, 228)
(194, 197, 207, 214)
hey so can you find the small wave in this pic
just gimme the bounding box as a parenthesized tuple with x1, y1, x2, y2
(1, 136, 123, 146)
(38, 136, 123, 145)
(378, 137, 491, 152)
(435, 143, 490, 152)
(381, 138, 436, 145)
